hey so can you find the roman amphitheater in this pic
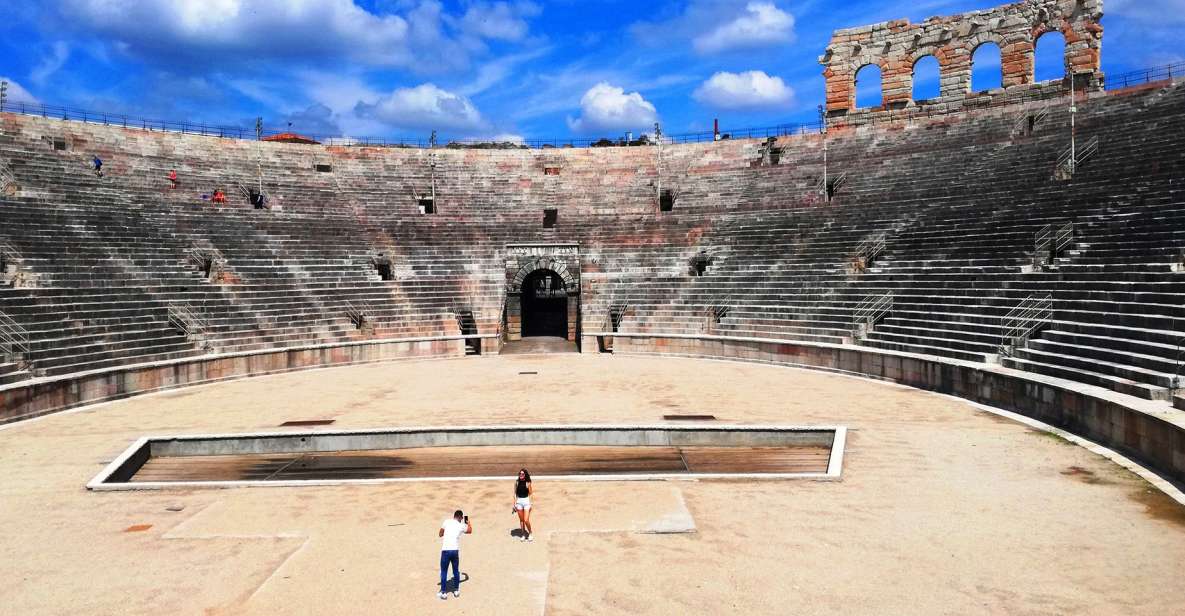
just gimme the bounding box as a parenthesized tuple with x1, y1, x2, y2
(1, 1, 1183, 614)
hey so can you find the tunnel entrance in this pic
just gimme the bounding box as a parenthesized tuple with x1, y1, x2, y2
(521, 269, 568, 338)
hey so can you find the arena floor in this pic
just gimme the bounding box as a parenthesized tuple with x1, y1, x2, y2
(1, 354, 1183, 615)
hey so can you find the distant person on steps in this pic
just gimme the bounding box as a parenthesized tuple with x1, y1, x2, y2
(513, 468, 534, 542)
(91, 155, 103, 177)
(211, 188, 226, 204)
(168, 169, 177, 189)
(438, 510, 472, 600)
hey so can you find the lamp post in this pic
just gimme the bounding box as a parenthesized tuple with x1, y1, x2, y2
(0, 81, 8, 112)
(654, 122, 663, 208)
(819, 105, 829, 200)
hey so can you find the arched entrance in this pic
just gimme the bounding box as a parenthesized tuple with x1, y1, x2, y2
(521, 269, 568, 338)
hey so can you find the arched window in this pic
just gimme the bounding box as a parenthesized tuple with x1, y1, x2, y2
(1034, 31, 1067, 83)
(855, 64, 883, 109)
(971, 42, 1002, 92)
(912, 55, 941, 101)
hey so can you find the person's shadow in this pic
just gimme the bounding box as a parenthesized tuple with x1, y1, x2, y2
(509, 529, 528, 539)
(439, 572, 470, 593)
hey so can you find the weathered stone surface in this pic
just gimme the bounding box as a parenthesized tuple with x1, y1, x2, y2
(821, 0, 1104, 117)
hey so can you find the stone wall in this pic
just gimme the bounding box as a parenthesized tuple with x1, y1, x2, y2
(590, 333, 1185, 487)
(503, 244, 582, 341)
(821, 0, 1105, 117)
(0, 336, 488, 425)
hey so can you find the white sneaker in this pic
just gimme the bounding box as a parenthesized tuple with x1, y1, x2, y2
(520, 534, 527, 542)
(438, 592, 447, 600)
(526, 534, 534, 542)
(453, 590, 460, 598)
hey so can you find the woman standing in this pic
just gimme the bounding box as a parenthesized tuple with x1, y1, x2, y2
(512, 469, 534, 542)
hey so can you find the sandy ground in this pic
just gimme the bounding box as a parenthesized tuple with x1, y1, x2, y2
(0, 354, 1183, 615)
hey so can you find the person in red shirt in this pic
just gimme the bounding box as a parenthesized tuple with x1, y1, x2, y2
(212, 188, 226, 204)
(168, 169, 178, 189)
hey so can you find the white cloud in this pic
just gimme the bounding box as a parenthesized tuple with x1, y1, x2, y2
(30, 42, 70, 85)
(467, 132, 525, 145)
(693, 2, 795, 54)
(456, 1, 540, 42)
(57, 0, 538, 72)
(567, 82, 658, 134)
(693, 70, 794, 110)
(0, 77, 39, 106)
(355, 84, 486, 132)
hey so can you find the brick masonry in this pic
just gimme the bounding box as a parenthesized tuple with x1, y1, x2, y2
(821, 0, 1104, 116)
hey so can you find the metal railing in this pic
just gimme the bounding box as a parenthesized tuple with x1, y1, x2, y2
(453, 305, 477, 336)
(1013, 105, 1050, 135)
(1173, 334, 1184, 394)
(998, 294, 1053, 356)
(346, 300, 375, 330)
(1056, 135, 1100, 176)
(1053, 222, 1075, 255)
(819, 172, 848, 199)
(1034, 222, 1074, 267)
(851, 293, 893, 337)
(1106, 62, 1185, 90)
(0, 309, 31, 360)
(853, 234, 886, 264)
(703, 297, 733, 332)
(1077, 135, 1100, 164)
(167, 302, 208, 337)
(607, 301, 630, 333)
(1, 61, 1178, 150)
(0, 239, 20, 262)
(0, 159, 15, 190)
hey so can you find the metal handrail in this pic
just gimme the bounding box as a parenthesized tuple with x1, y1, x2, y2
(0, 239, 21, 262)
(188, 246, 223, 266)
(3, 62, 1174, 150)
(607, 301, 630, 333)
(702, 296, 733, 332)
(1053, 222, 1075, 255)
(1035, 224, 1053, 255)
(167, 302, 208, 337)
(854, 234, 886, 262)
(1173, 334, 1184, 394)
(0, 159, 15, 189)
(851, 293, 893, 336)
(1014, 105, 1050, 135)
(346, 299, 376, 329)
(1057, 135, 1100, 175)
(452, 304, 477, 336)
(0, 309, 31, 359)
(998, 294, 1053, 355)
(1077, 135, 1100, 163)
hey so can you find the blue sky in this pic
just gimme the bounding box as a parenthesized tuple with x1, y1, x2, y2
(0, 1, 1180, 142)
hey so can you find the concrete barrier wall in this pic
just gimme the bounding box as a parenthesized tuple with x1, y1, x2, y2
(146, 425, 837, 457)
(0, 336, 491, 425)
(591, 333, 1185, 485)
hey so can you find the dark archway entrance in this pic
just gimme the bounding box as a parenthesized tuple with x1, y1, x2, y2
(521, 269, 568, 338)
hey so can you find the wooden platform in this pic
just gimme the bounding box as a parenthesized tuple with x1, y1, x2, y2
(129, 445, 832, 482)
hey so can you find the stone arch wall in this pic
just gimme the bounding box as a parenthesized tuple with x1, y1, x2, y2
(508, 258, 579, 295)
(820, 0, 1104, 116)
(503, 245, 581, 342)
(853, 61, 886, 109)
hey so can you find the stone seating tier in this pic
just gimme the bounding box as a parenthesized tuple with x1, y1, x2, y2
(1, 81, 1182, 400)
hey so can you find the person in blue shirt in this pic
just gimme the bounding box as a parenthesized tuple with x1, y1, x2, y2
(92, 155, 103, 177)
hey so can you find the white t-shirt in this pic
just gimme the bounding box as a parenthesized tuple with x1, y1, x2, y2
(441, 519, 467, 551)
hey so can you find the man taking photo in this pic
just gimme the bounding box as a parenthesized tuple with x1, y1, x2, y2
(438, 510, 472, 600)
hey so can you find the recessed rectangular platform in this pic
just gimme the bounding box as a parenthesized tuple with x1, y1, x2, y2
(89, 425, 846, 490)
